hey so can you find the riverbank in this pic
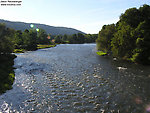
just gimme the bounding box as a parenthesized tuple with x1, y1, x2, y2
(13, 44, 56, 53)
(37, 44, 56, 49)
(0, 54, 16, 94)
(0, 44, 56, 93)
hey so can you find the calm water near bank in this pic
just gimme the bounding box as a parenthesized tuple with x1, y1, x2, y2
(0, 44, 150, 113)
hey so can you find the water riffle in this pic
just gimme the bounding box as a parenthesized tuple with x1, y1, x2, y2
(0, 44, 150, 113)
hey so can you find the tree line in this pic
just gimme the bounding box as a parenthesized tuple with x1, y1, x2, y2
(96, 4, 150, 65)
(0, 24, 50, 53)
(52, 33, 97, 44)
(0, 23, 97, 53)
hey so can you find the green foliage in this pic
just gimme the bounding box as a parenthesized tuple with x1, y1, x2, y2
(120, 8, 141, 28)
(84, 34, 97, 43)
(0, 23, 14, 54)
(0, 54, 16, 94)
(37, 29, 50, 44)
(13, 30, 24, 49)
(53, 33, 97, 44)
(96, 24, 116, 52)
(139, 4, 150, 21)
(0, 23, 61, 52)
(54, 35, 63, 43)
(96, 4, 150, 65)
(111, 24, 135, 58)
(62, 34, 68, 41)
(0, 24, 16, 94)
(37, 44, 56, 49)
(131, 20, 150, 64)
(13, 49, 25, 53)
(22, 29, 37, 50)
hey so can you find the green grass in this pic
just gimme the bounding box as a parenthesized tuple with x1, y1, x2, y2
(96, 51, 107, 56)
(13, 45, 56, 53)
(37, 44, 56, 49)
(13, 49, 25, 53)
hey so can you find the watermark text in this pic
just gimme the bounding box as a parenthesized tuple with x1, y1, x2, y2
(0, 0, 22, 6)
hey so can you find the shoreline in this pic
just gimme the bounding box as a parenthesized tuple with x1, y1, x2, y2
(13, 44, 56, 53)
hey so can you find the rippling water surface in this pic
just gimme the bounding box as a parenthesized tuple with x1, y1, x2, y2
(0, 44, 150, 113)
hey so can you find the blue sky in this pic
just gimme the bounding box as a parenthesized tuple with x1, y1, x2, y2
(0, 0, 150, 34)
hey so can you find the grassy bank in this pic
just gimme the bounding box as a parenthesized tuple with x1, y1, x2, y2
(13, 45, 56, 53)
(13, 49, 25, 53)
(96, 51, 107, 56)
(0, 54, 16, 94)
(37, 44, 56, 49)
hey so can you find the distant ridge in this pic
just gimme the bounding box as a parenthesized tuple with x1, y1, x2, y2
(0, 19, 85, 35)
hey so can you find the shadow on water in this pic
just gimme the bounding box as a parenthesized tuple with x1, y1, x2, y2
(0, 44, 150, 113)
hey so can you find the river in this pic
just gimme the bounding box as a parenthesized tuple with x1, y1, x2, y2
(0, 44, 150, 113)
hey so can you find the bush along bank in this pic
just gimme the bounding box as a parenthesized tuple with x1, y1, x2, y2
(96, 4, 150, 65)
(0, 54, 16, 94)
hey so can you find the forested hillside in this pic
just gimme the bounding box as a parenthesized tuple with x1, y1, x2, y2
(0, 19, 85, 35)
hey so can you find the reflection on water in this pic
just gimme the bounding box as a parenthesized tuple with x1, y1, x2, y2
(0, 44, 150, 113)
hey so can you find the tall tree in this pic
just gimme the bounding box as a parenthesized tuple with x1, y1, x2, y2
(96, 24, 116, 53)
(0, 23, 14, 54)
(54, 35, 62, 43)
(23, 29, 37, 50)
(37, 29, 49, 44)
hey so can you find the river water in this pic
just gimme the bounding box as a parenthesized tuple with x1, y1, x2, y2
(0, 44, 150, 113)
